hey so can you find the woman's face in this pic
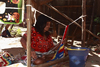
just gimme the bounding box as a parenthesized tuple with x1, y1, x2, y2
(44, 22, 51, 32)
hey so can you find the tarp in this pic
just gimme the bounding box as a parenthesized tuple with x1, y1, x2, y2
(0, 0, 24, 24)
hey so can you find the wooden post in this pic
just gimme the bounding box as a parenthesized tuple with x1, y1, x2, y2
(82, 0, 86, 47)
(26, 0, 31, 67)
(88, 0, 96, 40)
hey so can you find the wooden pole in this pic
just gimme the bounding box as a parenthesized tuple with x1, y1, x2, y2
(88, 0, 96, 40)
(34, 56, 69, 67)
(45, 4, 83, 28)
(26, 0, 31, 67)
(82, 0, 86, 47)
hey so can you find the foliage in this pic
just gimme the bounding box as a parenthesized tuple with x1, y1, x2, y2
(10, 28, 22, 37)
(94, 17, 100, 36)
(94, 17, 100, 23)
(17, 28, 22, 35)
(97, 32, 100, 36)
(15, 28, 22, 37)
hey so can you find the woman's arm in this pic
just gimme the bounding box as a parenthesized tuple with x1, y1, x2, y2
(20, 35, 27, 49)
(20, 35, 37, 59)
(52, 38, 67, 50)
(20, 34, 35, 50)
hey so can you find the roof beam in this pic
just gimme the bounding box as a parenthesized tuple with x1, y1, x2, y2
(39, 0, 53, 5)
(54, 5, 92, 8)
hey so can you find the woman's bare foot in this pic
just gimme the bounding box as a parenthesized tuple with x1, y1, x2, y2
(33, 57, 46, 65)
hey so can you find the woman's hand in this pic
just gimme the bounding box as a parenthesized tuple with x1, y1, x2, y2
(63, 38, 67, 45)
(31, 51, 37, 59)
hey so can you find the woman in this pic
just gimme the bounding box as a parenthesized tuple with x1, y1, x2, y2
(1, 24, 12, 37)
(20, 14, 67, 65)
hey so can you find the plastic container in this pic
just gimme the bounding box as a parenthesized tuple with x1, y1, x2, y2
(67, 47, 89, 67)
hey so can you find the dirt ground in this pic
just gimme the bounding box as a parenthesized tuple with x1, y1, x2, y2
(0, 26, 100, 67)
(0, 37, 100, 67)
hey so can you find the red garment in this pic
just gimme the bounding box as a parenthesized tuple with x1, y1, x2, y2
(24, 27, 54, 53)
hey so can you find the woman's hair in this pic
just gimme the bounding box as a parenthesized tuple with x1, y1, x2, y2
(34, 14, 51, 37)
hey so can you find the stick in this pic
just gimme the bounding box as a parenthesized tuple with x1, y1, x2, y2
(34, 56, 69, 67)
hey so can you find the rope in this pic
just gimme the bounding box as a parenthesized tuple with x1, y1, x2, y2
(26, 4, 86, 27)
(69, 15, 86, 26)
(31, 6, 37, 26)
(30, 6, 66, 27)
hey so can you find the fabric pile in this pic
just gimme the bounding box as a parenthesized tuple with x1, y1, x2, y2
(0, 51, 14, 66)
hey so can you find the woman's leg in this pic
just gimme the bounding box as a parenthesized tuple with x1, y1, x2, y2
(32, 50, 68, 65)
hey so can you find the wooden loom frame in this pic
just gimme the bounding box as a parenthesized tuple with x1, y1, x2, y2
(26, 0, 100, 67)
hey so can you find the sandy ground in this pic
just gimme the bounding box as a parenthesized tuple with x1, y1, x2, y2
(0, 26, 100, 67)
(0, 36, 22, 50)
(0, 37, 100, 67)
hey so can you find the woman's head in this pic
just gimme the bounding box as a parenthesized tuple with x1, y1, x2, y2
(35, 14, 51, 36)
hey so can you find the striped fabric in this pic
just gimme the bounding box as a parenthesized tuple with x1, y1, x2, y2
(50, 25, 69, 61)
